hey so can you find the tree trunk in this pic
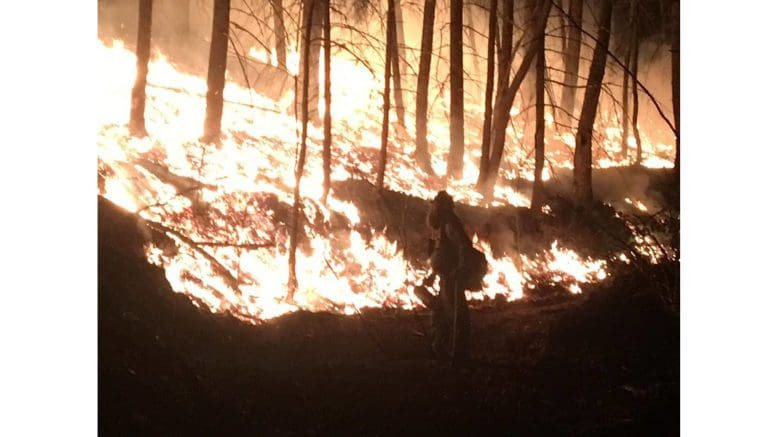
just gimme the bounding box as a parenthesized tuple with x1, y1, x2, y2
(389, 0, 405, 127)
(203, 0, 231, 143)
(129, 0, 153, 138)
(478, 0, 498, 186)
(496, 0, 514, 99)
(530, 18, 546, 214)
(557, 0, 567, 54)
(671, 0, 680, 178)
(479, 0, 551, 198)
(465, 5, 481, 81)
(271, 0, 287, 69)
(619, 39, 632, 159)
(448, 0, 465, 178)
(572, 0, 612, 204)
(560, 0, 583, 121)
(414, 0, 436, 172)
(300, 0, 322, 123)
(377, 0, 395, 190)
(287, 0, 316, 300)
(477, 0, 512, 188)
(322, 0, 332, 202)
(631, 33, 642, 166)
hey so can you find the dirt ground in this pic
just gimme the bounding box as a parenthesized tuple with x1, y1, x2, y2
(99, 196, 678, 435)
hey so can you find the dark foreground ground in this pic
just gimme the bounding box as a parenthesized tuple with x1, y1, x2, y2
(99, 197, 678, 435)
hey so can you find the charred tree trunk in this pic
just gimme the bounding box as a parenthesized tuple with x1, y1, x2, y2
(377, 0, 395, 190)
(322, 0, 332, 202)
(478, 0, 498, 185)
(477, 0, 513, 188)
(448, 0, 465, 178)
(389, 0, 405, 127)
(479, 0, 551, 198)
(631, 33, 642, 166)
(300, 0, 323, 123)
(619, 39, 632, 159)
(671, 0, 680, 178)
(530, 19, 546, 214)
(129, 0, 153, 137)
(288, 0, 316, 300)
(572, 0, 612, 204)
(203, 0, 231, 143)
(496, 0, 514, 100)
(271, 0, 287, 69)
(560, 0, 583, 121)
(414, 0, 436, 172)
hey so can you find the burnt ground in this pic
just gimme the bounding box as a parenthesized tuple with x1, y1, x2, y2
(99, 196, 679, 435)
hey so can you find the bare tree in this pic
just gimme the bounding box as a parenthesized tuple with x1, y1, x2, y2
(300, 0, 323, 123)
(671, 0, 679, 178)
(496, 0, 514, 99)
(477, 0, 513, 188)
(479, 0, 552, 198)
(630, 27, 642, 166)
(560, 0, 583, 120)
(271, 0, 287, 69)
(288, 0, 316, 300)
(478, 0, 498, 184)
(129, 0, 153, 137)
(414, 0, 436, 172)
(448, 0, 465, 178)
(322, 0, 332, 202)
(377, 0, 396, 189)
(203, 0, 231, 143)
(573, 0, 613, 203)
(530, 12, 546, 214)
(619, 34, 632, 158)
(390, 0, 406, 127)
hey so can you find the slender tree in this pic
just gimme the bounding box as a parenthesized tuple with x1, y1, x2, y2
(572, 0, 613, 204)
(630, 28, 642, 166)
(322, 0, 332, 202)
(129, 0, 153, 137)
(479, 0, 551, 197)
(448, 0, 465, 178)
(203, 0, 231, 143)
(478, 0, 498, 184)
(288, 0, 316, 300)
(530, 14, 546, 214)
(478, 0, 513, 188)
(395, 0, 408, 79)
(619, 35, 632, 159)
(414, 0, 436, 171)
(390, 0, 406, 127)
(560, 0, 583, 120)
(377, 0, 395, 189)
(271, 0, 287, 69)
(671, 0, 680, 178)
(465, 5, 481, 80)
(300, 0, 323, 123)
(496, 0, 514, 98)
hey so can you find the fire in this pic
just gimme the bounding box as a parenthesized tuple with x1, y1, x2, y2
(97, 39, 671, 322)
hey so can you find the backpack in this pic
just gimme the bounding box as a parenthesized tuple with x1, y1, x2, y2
(430, 219, 489, 291)
(459, 245, 488, 291)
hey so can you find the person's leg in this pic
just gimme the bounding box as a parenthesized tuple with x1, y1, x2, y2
(453, 283, 470, 362)
(433, 277, 455, 359)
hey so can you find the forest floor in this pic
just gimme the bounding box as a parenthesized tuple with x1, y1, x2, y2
(99, 193, 679, 435)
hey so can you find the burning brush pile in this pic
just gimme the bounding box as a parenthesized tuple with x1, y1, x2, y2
(98, 41, 674, 323)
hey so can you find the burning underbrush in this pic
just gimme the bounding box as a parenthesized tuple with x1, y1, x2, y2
(98, 40, 676, 323)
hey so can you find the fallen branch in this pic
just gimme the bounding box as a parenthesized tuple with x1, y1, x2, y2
(144, 219, 243, 296)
